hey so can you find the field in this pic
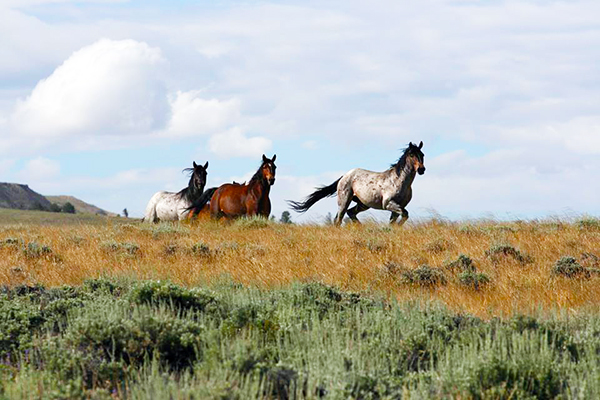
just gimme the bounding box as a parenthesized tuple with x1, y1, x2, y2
(1, 209, 600, 398)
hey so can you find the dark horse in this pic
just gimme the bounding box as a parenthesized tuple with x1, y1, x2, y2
(143, 161, 209, 222)
(288, 142, 425, 225)
(188, 154, 276, 220)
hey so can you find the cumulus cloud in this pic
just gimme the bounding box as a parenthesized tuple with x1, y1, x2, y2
(18, 157, 60, 181)
(10, 39, 169, 139)
(208, 127, 272, 158)
(165, 91, 240, 137)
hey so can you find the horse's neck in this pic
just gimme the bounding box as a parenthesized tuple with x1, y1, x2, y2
(248, 177, 269, 199)
(391, 165, 416, 191)
(180, 180, 201, 203)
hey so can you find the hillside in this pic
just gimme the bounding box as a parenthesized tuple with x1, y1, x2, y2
(0, 182, 52, 210)
(45, 195, 117, 216)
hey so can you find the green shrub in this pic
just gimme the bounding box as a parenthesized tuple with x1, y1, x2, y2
(22, 242, 52, 258)
(234, 216, 272, 229)
(446, 254, 477, 273)
(459, 271, 491, 290)
(577, 217, 600, 231)
(100, 240, 140, 256)
(466, 354, 565, 399)
(190, 242, 211, 256)
(129, 281, 222, 314)
(401, 265, 447, 288)
(63, 311, 203, 370)
(552, 256, 589, 278)
(61, 202, 76, 214)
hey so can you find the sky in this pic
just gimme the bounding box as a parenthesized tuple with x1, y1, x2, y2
(0, 0, 599, 222)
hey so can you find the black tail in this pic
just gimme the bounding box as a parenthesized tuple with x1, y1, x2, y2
(287, 178, 341, 213)
(186, 187, 217, 216)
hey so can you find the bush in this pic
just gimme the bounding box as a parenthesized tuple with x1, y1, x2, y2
(446, 254, 477, 273)
(49, 203, 62, 213)
(459, 271, 491, 290)
(101, 240, 140, 256)
(129, 281, 222, 314)
(401, 265, 447, 287)
(61, 202, 76, 214)
(485, 244, 533, 265)
(22, 242, 52, 258)
(234, 216, 272, 229)
(190, 242, 211, 256)
(552, 256, 590, 278)
(576, 217, 600, 231)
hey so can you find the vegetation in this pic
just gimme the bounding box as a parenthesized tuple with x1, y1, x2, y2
(0, 279, 600, 399)
(1, 213, 600, 398)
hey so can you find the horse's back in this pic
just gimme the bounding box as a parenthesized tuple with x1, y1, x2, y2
(211, 183, 248, 218)
(341, 168, 389, 209)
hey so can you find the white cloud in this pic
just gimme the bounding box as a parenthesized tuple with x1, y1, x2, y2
(10, 39, 169, 139)
(165, 91, 240, 137)
(18, 157, 60, 181)
(208, 127, 272, 158)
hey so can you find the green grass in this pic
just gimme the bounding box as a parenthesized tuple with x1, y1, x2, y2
(0, 208, 132, 226)
(1, 279, 600, 399)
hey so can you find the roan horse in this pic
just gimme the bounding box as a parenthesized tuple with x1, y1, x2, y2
(188, 154, 276, 220)
(288, 142, 426, 225)
(143, 161, 208, 222)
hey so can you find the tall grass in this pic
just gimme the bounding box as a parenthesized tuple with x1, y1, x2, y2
(1, 218, 600, 316)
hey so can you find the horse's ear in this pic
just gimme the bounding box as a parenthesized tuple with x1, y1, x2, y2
(409, 142, 414, 148)
(262, 154, 268, 163)
(271, 154, 276, 162)
(204, 161, 209, 169)
(193, 161, 198, 168)
(418, 141, 423, 149)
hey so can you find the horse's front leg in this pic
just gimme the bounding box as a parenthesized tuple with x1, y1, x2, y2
(383, 199, 409, 226)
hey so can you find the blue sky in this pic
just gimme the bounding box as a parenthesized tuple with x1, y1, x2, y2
(1, 0, 599, 221)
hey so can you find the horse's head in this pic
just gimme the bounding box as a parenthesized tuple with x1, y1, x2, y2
(190, 161, 209, 191)
(261, 154, 277, 185)
(407, 142, 426, 175)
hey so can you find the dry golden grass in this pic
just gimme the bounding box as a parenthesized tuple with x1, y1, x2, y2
(1, 216, 599, 318)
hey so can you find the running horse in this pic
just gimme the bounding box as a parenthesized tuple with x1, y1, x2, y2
(143, 161, 209, 222)
(288, 142, 425, 225)
(188, 154, 276, 220)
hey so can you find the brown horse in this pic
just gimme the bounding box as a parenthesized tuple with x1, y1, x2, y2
(188, 154, 276, 220)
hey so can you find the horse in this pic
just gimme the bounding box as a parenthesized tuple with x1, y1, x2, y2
(288, 142, 426, 225)
(143, 161, 208, 222)
(189, 154, 276, 220)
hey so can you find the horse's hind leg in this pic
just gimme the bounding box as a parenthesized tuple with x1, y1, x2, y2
(347, 199, 369, 223)
(334, 182, 353, 226)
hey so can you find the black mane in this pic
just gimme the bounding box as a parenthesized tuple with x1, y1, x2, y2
(178, 166, 205, 203)
(391, 144, 423, 174)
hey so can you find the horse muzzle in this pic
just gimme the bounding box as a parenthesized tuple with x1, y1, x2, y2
(418, 167, 426, 175)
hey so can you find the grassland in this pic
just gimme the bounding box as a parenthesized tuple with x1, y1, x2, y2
(1, 211, 600, 317)
(1, 210, 600, 398)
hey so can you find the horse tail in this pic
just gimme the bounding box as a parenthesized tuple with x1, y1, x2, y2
(186, 187, 217, 215)
(287, 177, 341, 213)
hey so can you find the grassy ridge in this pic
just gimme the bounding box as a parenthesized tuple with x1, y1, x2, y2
(1, 216, 600, 398)
(1, 216, 600, 316)
(1, 278, 600, 399)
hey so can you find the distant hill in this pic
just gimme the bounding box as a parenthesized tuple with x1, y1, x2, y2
(45, 195, 117, 216)
(0, 182, 116, 216)
(0, 182, 53, 210)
